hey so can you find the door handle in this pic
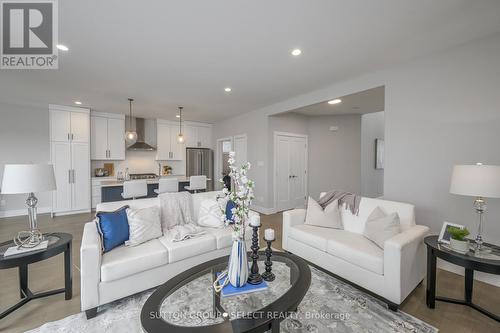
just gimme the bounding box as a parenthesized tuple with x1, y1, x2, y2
(67, 133, 70, 141)
(72, 170, 75, 183)
(68, 170, 71, 183)
(71, 133, 74, 140)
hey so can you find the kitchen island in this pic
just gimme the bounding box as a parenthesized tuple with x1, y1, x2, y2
(100, 176, 213, 203)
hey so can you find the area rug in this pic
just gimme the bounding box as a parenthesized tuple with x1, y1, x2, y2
(28, 265, 437, 333)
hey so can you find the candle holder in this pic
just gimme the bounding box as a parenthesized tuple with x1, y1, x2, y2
(261, 238, 275, 282)
(247, 225, 263, 285)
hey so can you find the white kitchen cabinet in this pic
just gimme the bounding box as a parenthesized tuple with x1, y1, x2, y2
(50, 105, 91, 215)
(183, 123, 212, 148)
(91, 112, 125, 160)
(157, 120, 183, 161)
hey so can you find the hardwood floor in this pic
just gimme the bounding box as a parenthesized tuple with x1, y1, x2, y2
(0, 212, 499, 332)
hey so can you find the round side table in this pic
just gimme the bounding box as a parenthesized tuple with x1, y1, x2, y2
(0, 232, 73, 320)
(424, 235, 500, 322)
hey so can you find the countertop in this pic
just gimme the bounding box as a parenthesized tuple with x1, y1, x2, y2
(100, 176, 212, 187)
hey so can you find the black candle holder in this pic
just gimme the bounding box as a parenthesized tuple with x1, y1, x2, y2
(261, 238, 275, 282)
(247, 226, 263, 285)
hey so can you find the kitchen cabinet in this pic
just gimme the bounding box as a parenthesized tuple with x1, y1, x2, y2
(157, 120, 183, 160)
(184, 123, 212, 148)
(90, 112, 125, 160)
(50, 105, 91, 215)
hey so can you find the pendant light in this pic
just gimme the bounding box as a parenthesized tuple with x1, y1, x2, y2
(177, 106, 184, 143)
(125, 98, 138, 144)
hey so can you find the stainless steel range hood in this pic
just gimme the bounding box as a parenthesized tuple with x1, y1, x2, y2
(127, 117, 156, 151)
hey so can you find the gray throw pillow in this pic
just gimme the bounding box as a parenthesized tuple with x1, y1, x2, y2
(125, 206, 163, 247)
(304, 196, 343, 229)
(363, 207, 401, 249)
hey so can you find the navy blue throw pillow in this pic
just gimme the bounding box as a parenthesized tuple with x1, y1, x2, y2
(226, 200, 236, 223)
(95, 206, 130, 253)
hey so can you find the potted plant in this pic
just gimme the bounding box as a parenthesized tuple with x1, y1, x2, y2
(447, 226, 470, 254)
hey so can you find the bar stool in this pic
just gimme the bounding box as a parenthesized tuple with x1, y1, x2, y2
(154, 178, 179, 194)
(184, 175, 207, 193)
(121, 180, 148, 199)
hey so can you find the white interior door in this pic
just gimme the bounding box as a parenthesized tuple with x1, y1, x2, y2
(107, 118, 125, 160)
(51, 142, 72, 212)
(71, 142, 90, 211)
(275, 133, 307, 211)
(233, 134, 247, 167)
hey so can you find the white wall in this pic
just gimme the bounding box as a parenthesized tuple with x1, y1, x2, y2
(361, 111, 385, 198)
(0, 103, 52, 216)
(307, 115, 362, 200)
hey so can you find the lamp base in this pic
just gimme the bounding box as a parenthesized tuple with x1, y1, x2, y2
(14, 229, 44, 248)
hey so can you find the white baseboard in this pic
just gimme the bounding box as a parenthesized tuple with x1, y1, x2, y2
(0, 207, 51, 218)
(251, 205, 277, 215)
(438, 259, 500, 287)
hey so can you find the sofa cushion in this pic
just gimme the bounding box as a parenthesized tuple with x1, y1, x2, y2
(100, 239, 168, 282)
(326, 230, 384, 275)
(363, 207, 401, 249)
(304, 197, 342, 229)
(288, 224, 345, 252)
(158, 233, 217, 263)
(202, 226, 252, 249)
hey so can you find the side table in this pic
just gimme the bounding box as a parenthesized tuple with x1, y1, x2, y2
(0, 232, 73, 320)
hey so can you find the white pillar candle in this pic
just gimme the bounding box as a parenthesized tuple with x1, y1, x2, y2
(264, 228, 275, 241)
(249, 216, 261, 227)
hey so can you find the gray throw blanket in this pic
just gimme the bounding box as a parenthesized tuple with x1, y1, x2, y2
(158, 192, 205, 242)
(317, 190, 361, 216)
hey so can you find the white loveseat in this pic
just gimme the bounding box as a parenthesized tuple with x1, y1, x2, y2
(282, 195, 429, 308)
(80, 191, 256, 318)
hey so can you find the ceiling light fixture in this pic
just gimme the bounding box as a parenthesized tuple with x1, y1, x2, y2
(74, 101, 82, 105)
(177, 106, 184, 143)
(125, 98, 138, 144)
(291, 49, 302, 56)
(328, 99, 342, 105)
(224, 87, 232, 92)
(56, 44, 69, 51)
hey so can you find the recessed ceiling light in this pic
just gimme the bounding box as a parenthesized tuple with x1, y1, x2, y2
(224, 87, 232, 92)
(291, 49, 302, 56)
(328, 99, 342, 105)
(176, 114, 180, 118)
(57, 44, 69, 51)
(74, 101, 82, 105)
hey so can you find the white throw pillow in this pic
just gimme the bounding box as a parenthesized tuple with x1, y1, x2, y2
(304, 197, 342, 229)
(197, 199, 225, 228)
(363, 207, 401, 249)
(125, 206, 163, 247)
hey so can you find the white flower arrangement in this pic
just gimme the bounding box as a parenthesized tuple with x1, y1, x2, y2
(218, 151, 255, 239)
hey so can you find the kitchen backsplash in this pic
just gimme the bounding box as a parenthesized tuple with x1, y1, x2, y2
(91, 150, 186, 176)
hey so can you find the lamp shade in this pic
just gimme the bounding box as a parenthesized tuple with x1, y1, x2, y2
(450, 164, 500, 198)
(1, 164, 56, 194)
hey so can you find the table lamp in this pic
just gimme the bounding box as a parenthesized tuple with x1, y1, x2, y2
(450, 163, 500, 252)
(1, 164, 56, 248)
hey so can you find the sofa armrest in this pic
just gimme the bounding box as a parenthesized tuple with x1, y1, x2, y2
(282, 209, 306, 251)
(384, 224, 430, 304)
(80, 222, 102, 311)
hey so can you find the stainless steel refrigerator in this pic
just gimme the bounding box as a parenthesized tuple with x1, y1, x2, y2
(186, 148, 213, 190)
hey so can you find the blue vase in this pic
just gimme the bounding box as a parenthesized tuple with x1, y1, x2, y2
(228, 239, 248, 287)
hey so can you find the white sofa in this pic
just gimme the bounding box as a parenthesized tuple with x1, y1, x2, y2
(282, 195, 429, 308)
(80, 191, 256, 319)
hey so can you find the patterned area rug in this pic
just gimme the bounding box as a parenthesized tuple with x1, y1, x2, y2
(28, 265, 437, 333)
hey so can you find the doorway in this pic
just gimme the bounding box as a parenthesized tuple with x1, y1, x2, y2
(215, 134, 248, 190)
(274, 132, 308, 211)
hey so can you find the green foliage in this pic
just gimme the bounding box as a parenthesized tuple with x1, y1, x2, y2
(447, 226, 470, 241)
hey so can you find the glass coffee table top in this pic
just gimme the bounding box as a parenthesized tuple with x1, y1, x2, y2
(141, 251, 311, 333)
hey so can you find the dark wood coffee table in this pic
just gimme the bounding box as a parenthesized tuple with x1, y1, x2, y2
(141, 251, 311, 333)
(0, 232, 73, 320)
(425, 235, 500, 322)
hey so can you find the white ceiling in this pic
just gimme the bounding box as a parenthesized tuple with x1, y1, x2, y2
(1, 0, 500, 122)
(289, 86, 385, 116)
